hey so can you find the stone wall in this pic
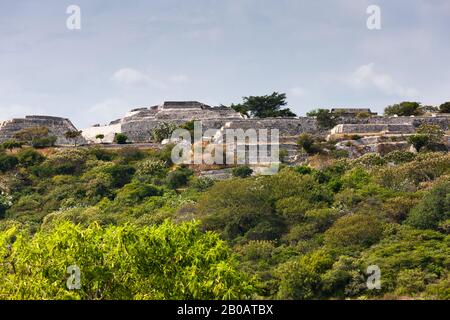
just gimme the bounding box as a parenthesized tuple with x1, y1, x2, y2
(0, 116, 85, 145)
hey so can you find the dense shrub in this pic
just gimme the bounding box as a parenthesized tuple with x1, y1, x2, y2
(16, 148, 45, 167)
(0, 221, 254, 299)
(231, 166, 253, 178)
(406, 180, 450, 230)
(0, 154, 18, 172)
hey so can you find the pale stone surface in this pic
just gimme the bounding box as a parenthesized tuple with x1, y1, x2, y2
(0, 115, 85, 145)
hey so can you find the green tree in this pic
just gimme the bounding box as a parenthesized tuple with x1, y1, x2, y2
(166, 167, 193, 189)
(324, 214, 383, 251)
(0, 221, 254, 299)
(384, 102, 423, 116)
(408, 134, 429, 152)
(307, 109, 336, 129)
(16, 148, 45, 167)
(406, 180, 450, 230)
(0, 154, 18, 172)
(2, 140, 23, 152)
(64, 130, 83, 146)
(230, 92, 296, 118)
(14, 126, 49, 143)
(151, 123, 178, 143)
(231, 166, 253, 178)
(297, 133, 317, 154)
(114, 133, 128, 144)
(95, 134, 105, 143)
(416, 124, 445, 145)
(276, 250, 333, 299)
(438, 101, 450, 113)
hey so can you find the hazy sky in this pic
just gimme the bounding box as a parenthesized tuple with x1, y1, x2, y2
(1, 0, 450, 128)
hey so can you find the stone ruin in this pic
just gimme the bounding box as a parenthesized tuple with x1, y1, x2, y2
(0, 103, 449, 162)
(0, 115, 85, 145)
(82, 101, 244, 143)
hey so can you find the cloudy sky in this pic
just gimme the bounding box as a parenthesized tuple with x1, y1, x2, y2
(1, 0, 449, 128)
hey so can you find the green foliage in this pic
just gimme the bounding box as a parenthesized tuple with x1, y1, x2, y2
(14, 126, 49, 143)
(16, 148, 45, 167)
(360, 226, 450, 295)
(64, 130, 83, 146)
(0, 143, 448, 300)
(406, 180, 450, 230)
(95, 134, 105, 142)
(230, 92, 296, 118)
(166, 166, 193, 189)
(383, 150, 416, 164)
(114, 133, 128, 144)
(190, 177, 215, 192)
(0, 221, 254, 299)
(152, 123, 178, 143)
(306, 109, 336, 129)
(276, 250, 333, 299)
(324, 214, 384, 252)
(115, 182, 163, 204)
(2, 140, 24, 151)
(102, 164, 135, 188)
(0, 154, 18, 172)
(135, 159, 167, 182)
(0, 192, 13, 218)
(231, 166, 253, 178)
(384, 102, 423, 116)
(31, 136, 57, 148)
(297, 133, 318, 154)
(438, 101, 450, 113)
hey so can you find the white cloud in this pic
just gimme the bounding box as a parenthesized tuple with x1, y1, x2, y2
(349, 63, 418, 98)
(290, 86, 305, 97)
(169, 74, 189, 84)
(111, 68, 151, 86)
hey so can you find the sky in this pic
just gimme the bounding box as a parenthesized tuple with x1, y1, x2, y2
(1, 0, 450, 128)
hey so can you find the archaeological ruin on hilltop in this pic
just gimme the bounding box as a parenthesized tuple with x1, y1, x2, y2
(1, 101, 449, 160)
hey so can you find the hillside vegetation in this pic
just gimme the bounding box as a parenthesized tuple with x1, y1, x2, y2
(0, 145, 449, 299)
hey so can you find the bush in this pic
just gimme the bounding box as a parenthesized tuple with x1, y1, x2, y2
(439, 101, 450, 113)
(43, 149, 89, 175)
(151, 123, 178, 143)
(276, 250, 333, 299)
(406, 180, 450, 230)
(135, 159, 167, 182)
(383, 150, 415, 164)
(190, 177, 214, 191)
(324, 214, 383, 251)
(2, 140, 23, 151)
(0, 221, 254, 299)
(102, 164, 135, 188)
(88, 147, 115, 161)
(408, 134, 429, 152)
(384, 102, 423, 116)
(0, 154, 18, 172)
(297, 133, 318, 154)
(16, 148, 45, 167)
(117, 147, 145, 163)
(114, 133, 128, 144)
(115, 182, 163, 204)
(31, 136, 57, 148)
(165, 167, 193, 189)
(307, 109, 336, 129)
(231, 166, 253, 178)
